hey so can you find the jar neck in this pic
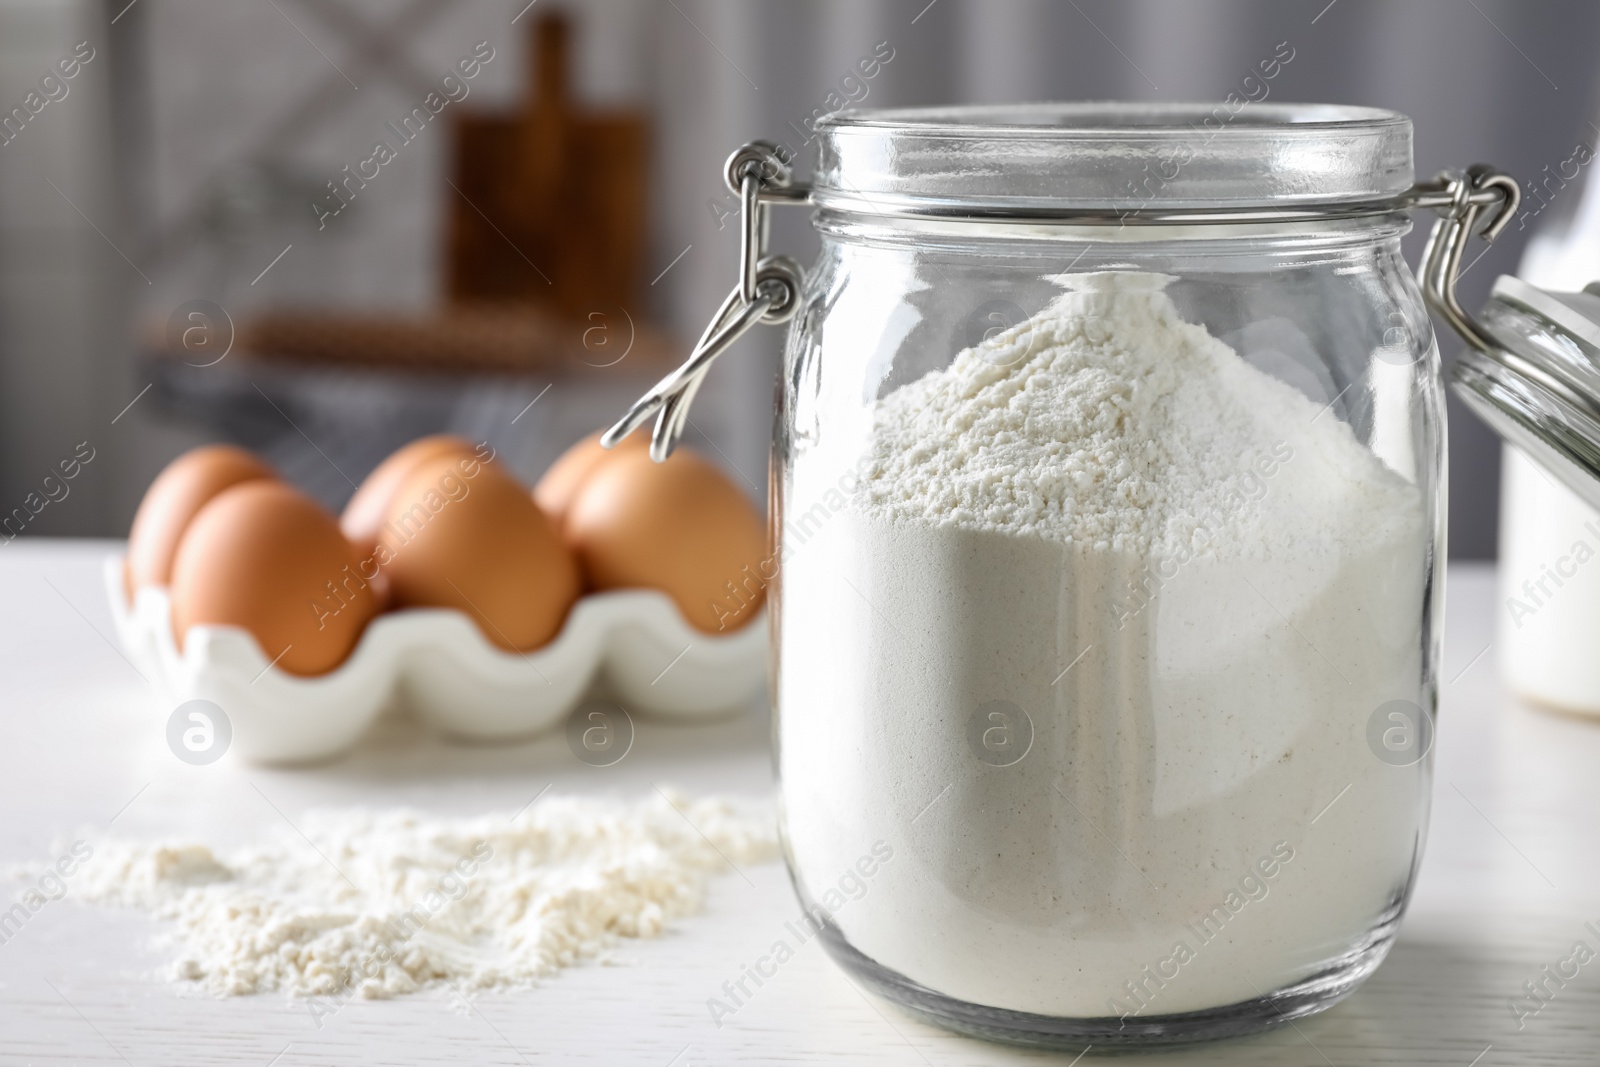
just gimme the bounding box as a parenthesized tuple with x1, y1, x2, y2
(813, 209, 1413, 250)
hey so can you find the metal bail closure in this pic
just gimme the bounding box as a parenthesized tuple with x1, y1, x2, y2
(1413, 166, 1600, 512)
(1417, 164, 1521, 356)
(603, 142, 808, 462)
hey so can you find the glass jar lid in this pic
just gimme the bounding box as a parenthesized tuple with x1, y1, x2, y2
(813, 102, 1415, 217)
(1453, 275, 1600, 511)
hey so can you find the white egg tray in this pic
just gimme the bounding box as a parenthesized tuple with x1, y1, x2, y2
(102, 555, 766, 764)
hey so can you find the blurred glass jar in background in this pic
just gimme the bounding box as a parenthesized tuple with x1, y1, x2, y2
(1499, 124, 1600, 716)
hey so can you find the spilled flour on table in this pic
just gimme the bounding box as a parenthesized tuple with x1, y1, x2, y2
(25, 791, 775, 1002)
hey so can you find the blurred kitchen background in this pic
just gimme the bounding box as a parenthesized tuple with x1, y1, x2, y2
(1, 0, 1598, 557)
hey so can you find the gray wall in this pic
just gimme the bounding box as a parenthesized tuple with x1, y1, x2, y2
(0, 1, 127, 537)
(1, 0, 1597, 556)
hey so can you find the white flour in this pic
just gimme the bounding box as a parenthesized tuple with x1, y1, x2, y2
(50, 791, 775, 1000)
(779, 272, 1430, 1017)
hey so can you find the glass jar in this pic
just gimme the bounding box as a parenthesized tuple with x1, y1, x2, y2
(1498, 119, 1600, 716)
(607, 103, 1523, 1050)
(777, 103, 1444, 1049)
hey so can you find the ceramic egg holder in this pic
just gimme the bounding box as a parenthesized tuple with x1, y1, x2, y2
(104, 555, 766, 764)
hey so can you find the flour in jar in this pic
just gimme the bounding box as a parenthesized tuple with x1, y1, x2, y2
(779, 271, 1429, 1018)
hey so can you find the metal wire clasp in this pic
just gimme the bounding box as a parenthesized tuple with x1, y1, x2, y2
(1416, 165, 1521, 355)
(603, 142, 808, 461)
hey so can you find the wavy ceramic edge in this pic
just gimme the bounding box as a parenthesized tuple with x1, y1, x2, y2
(102, 554, 766, 764)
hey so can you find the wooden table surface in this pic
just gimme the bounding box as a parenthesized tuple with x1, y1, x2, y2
(0, 541, 1595, 1065)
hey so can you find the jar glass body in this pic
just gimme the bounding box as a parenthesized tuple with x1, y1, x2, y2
(771, 208, 1443, 1046)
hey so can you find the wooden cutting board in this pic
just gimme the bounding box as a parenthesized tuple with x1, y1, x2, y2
(447, 12, 650, 321)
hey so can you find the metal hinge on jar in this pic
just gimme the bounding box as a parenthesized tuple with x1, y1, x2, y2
(605, 140, 1520, 461)
(603, 142, 808, 461)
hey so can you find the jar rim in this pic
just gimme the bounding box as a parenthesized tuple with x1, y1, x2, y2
(818, 101, 1409, 137)
(812, 101, 1415, 213)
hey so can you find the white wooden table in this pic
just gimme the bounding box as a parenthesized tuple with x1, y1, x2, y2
(0, 541, 1594, 1065)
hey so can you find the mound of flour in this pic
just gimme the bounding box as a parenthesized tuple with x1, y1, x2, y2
(780, 270, 1430, 1018)
(861, 271, 1418, 556)
(49, 791, 775, 999)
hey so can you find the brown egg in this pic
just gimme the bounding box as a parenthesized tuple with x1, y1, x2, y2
(126, 445, 276, 601)
(533, 431, 648, 529)
(341, 435, 484, 552)
(377, 455, 580, 652)
(171, 482, 379, 676)
(564, 447, 769, 633)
